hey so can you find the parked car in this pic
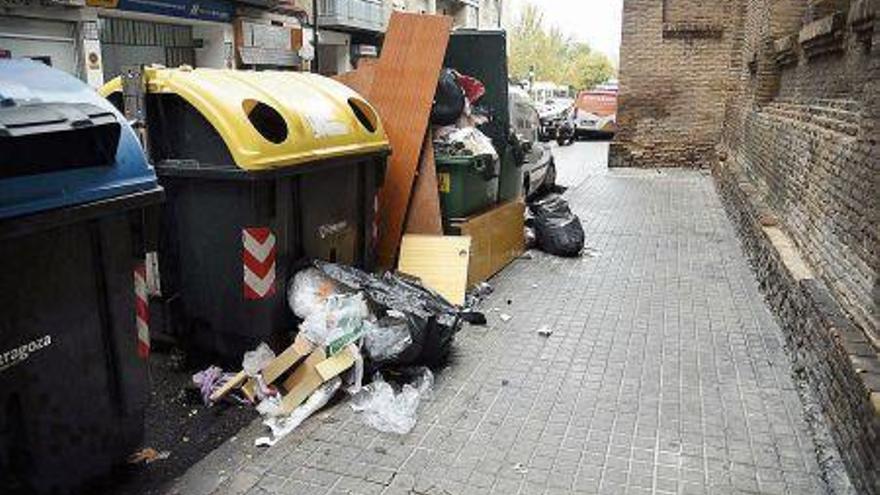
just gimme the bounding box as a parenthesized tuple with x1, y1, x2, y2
(537, 97, 574, 142)
(510, 86, 556, 198)
(573, 87, 618, 137)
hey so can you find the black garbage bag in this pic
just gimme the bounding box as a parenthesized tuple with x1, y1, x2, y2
(313, 261, 476, 370)
(529, 194, 585, 257)
(431, 68, 466, 126)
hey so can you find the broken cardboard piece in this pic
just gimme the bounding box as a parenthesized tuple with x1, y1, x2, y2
(398, 235, 471, 305)
(315, 346, 357, 381)
(209, 334, 313, 403)
(262, 334, 314, 384)
(278, 346, 357, 415)
(208, 370, 248, 403)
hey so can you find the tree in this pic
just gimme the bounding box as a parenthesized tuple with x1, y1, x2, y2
(509, 3, 615, 91)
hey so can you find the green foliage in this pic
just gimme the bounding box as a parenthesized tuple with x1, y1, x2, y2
(509, 3, 615, 91)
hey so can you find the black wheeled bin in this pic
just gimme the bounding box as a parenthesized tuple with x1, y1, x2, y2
(444, 30, 523, 201)
(101, 68, 390, 363)
(0, 60, 163, 493)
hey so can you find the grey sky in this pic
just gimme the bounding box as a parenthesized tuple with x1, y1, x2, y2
(507, 0, 624, 65)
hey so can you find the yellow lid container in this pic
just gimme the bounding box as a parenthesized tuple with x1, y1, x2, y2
(100, 67, 389, 172)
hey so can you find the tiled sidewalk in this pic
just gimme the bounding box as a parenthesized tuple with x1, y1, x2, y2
(166, 143, 837, 495)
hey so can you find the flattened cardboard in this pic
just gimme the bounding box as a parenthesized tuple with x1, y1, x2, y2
(315, 347, 357, 382)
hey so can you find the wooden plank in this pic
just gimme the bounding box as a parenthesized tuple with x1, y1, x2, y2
(455, 200, 525, 287)
(333, 58, 377, 97)
(370, 13, 453, 269)
(398, 235, 471, 305)
(208, 370, 247, 403)
(404, 131, 444, 236)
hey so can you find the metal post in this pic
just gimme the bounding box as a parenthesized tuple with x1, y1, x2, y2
(121, 65, 148, 154)
(312, 0, 320, 72)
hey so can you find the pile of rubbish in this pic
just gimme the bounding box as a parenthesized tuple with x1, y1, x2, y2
(431, 68, 498, 160)
(195, 261, 475, 446)
(525, 194, 585, 257)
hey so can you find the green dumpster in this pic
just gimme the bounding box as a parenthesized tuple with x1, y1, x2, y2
(435, 154, 499, 220)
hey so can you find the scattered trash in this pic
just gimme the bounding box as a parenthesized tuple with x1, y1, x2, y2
(364, 316, 413, 362)
(242, 343, 275, 377)
(519, 251, 535, 260)
(583, 247, 602, 258)
(431, 68, 466, 126)
(473, 282, 494, 298)
(351, 368, 434, 435)
(434, 126, 498, 159)
(255, 378, 342, 448)
(198, 261, 477, 445)
(501, 379, 509, 386)
(500, 313, 512, 322)
(314, 261, 472, 368)
(537, 325, 554, 337)
(528, 194, 585, 257)
(127, 448, 170, 465)
(288, 267, 341, 319)
(192, 366, 240, 405)
(512, 463, 529, 475)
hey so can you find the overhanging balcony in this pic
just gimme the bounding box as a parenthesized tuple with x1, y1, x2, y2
(318, 0, 388, 33)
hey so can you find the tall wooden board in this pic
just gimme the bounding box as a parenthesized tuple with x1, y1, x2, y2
(370, 13, 452, 269)
(404, 131, 444, 236)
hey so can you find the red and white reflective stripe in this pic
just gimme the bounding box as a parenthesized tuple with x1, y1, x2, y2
(134, 263, 150, 359)
(243, 227, 277, 300)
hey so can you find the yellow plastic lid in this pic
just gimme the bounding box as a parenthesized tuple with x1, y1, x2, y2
(100, 67, 389, 171)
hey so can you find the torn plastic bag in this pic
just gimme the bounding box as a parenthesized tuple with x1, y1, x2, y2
(299, 292, 370, 349)
(529, 195, 585, 257)
(431, 68, 466, 126)
(364, 316, 413, 362)
(455, 72, 486, 104)
(288, 267, 341, 319)
(256, 377, 342, 447)
(350, 368, 433, 435)
(313, 261, 465, 368)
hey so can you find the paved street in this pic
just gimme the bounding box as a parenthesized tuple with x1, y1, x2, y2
(167, 142, 835, 495)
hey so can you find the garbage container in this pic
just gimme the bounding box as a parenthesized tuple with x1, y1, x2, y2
(444, 30, 523, 202)
(101, 68, 390, 362)
(0, 60, 163, 493)
(435, 154, 499, 220)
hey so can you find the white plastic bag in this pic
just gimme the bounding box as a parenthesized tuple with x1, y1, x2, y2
(350, 368, 434, 435)
(242, 343, 275, 377)
(288, 268, 339, 319)
(255, 377, 342, 447)
(363, 318, 412, 362)
(300, 293, 370, 347)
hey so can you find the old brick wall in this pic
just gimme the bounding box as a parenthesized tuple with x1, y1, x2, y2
(610, 0, 742, 168)
(616, 0, 879, 490)
(718, 0, 880, 492)
(720, 0, 878, 349)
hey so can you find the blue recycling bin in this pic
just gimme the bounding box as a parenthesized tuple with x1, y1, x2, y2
(0, 60, 163, 493)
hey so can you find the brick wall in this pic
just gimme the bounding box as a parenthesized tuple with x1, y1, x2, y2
(610, 0, 741, 168)
(721, 0, 880, 492)
(616, 0, 880, 491)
